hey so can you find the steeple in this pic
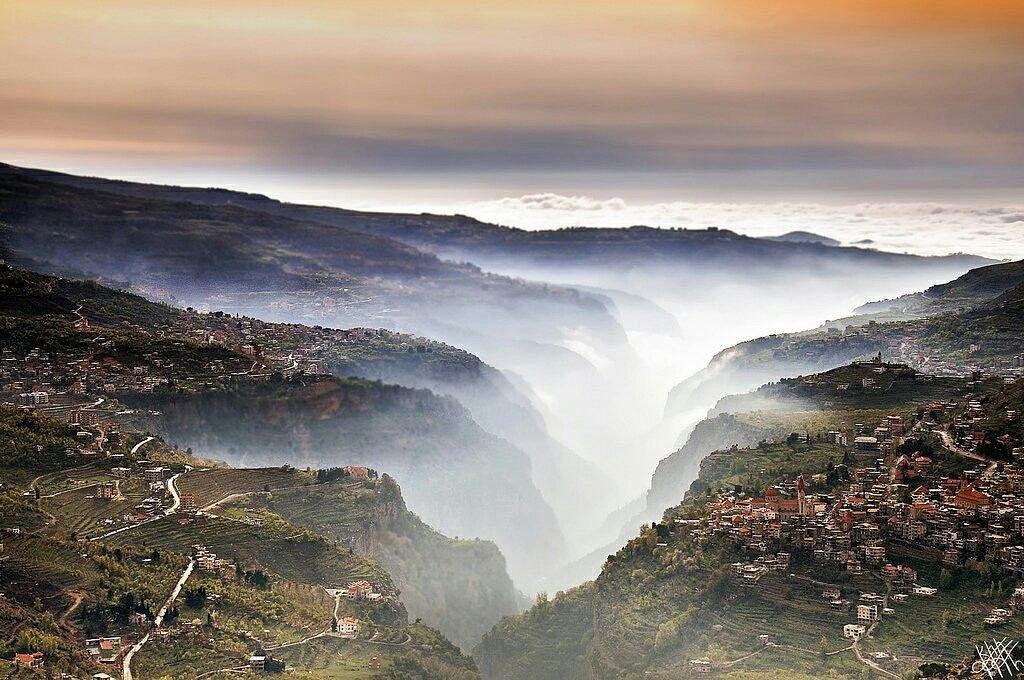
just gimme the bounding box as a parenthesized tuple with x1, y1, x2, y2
(797, 475, 807, 516)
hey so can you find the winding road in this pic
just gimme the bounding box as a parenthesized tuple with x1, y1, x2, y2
(123, 559, 195, 680)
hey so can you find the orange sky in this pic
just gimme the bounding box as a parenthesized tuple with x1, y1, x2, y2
(2, 1, 1022, 201)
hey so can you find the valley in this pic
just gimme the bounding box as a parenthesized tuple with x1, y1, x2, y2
(1, 164, 1022, 679)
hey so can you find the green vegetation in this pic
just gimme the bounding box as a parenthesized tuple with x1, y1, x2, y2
(238, 474, 521, 648)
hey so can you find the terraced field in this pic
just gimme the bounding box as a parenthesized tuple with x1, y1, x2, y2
(177, 467, 313, 508)
(46, 477, 159, 539)
(106, 514, 386, 587)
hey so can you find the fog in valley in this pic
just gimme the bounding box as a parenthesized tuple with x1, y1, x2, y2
(201, 253, 981, 587)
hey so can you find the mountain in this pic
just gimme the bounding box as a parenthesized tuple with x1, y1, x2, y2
(0, 263, 567, 587)
(0, 408, 480, 679)
(0, 162, 995, 517)
(764, 231, 842, 247)
(474, 364, 1024, 680)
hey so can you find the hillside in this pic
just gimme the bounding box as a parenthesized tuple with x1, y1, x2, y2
(475, 367, 1024, 679)
(665, 259, 1024, 426)
(855, 259, 1024, 318)
(226, 471, 523, 648)
(0, 262, 575, 585)
(122, 375, 567, 586)
(0, 407, 481, 679)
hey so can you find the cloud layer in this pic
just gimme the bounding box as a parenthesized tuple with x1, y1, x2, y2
(450, 194, 1024, 260)
(2, 0, 1023, 192)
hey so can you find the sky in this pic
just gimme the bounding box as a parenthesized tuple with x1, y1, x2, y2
(2, 0, 1023, 257)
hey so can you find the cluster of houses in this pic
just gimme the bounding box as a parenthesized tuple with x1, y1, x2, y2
(167, 312, 469, 380)
(695, 388, 1024, 575)
(192, 544, 238, 579)
(0, 345, 171, 410)
(670, 377, 1024, 656)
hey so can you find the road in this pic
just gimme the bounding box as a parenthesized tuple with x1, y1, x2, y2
(934, 428, 999, 479)
(131, 436, 155, 455)
(123, 559, 195, 680)
(164, 466, 191, 515)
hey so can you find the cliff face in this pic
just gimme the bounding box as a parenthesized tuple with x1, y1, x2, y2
(643, 413, 773, 523)
(125, 375, 567, 589)
(256, 474, 521, 650)
(324, 343, 615, 541)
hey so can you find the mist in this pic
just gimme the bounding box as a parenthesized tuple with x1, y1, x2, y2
(391, 254, 986, 560)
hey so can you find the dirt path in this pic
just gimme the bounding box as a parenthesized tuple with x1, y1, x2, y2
(59, 591, 84, 626)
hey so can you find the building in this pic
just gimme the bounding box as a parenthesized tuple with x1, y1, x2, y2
(843, 624, 867, 640)
(342, 466, 371, 479)
(85, 637, 122, 663)
(345, 580, 374, 599)
(856, 604, 879, 622)
(180, 492, 196, 513)
(13, 652, 44, 668)
(955, 485, 992, 510)
(336, 616, 359, 638)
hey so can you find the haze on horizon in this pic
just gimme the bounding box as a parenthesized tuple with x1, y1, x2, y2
(3, 0, 1024, 258)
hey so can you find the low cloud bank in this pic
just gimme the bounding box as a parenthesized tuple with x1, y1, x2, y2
(450, 194, 1024, 260)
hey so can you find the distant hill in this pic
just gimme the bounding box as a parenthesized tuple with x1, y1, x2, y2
(855, 259, 1024, 318)
(664, 259, 1024, 424)
(763, 231, 841, 247)
(0, 162, 629, 367)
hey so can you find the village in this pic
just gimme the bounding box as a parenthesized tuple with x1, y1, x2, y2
(670, 369, 1024, 673)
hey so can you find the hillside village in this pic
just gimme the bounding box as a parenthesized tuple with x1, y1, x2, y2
(476, 358, 1024, 679)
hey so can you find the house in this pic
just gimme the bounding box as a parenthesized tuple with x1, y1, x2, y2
(85, 637, 122, 663)
(857, 604, 879, 621)
(843, 624, 867, 640)
(249, 655, 266, 671)
(343, 466, 371, 479)
(345, 580, 374, 599)
(13, 651, 44, 668)
(854, 436, 880, 451)
(913, 586, 937, 596)
(689, 658, 712, 674)
(96, 482, 116, 499)
(144, 467, 169, 482)
(336, 616, 359, 638)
